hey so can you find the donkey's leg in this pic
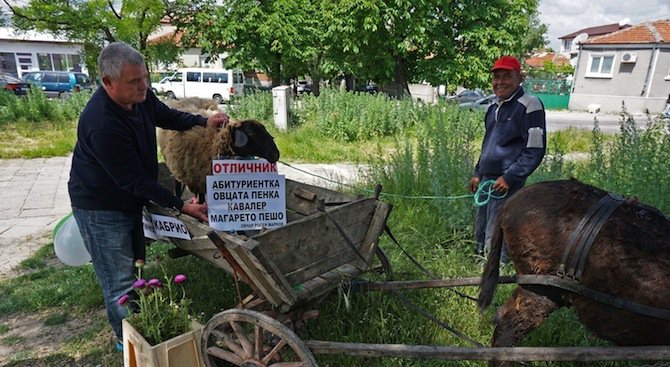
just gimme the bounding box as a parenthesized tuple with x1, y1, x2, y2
(490, 287, 559, 366)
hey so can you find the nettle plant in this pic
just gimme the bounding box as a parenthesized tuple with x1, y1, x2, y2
(118, 259, 193, 345)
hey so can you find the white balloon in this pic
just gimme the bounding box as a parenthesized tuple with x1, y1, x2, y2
(53, 214, 91, 266)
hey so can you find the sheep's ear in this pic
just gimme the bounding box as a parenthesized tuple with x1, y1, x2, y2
(234, 129, 248, 148)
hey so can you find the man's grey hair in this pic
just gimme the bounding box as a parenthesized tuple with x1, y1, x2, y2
(98, 42, 145, 80)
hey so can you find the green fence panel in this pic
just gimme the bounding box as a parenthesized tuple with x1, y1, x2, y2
(532, 93, 570, 110)
(523, 79, 572, 110)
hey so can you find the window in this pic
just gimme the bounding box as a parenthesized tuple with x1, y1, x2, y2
(586, 54, 614, 78)
(37, 53, 81, 71)
(0, 52, 18, 76)
(203, 72, 228, 83)
(43, 73, 58, 83)
(38, 53, 53, 70)
(75, 73, 91, 85)
(186, 72, 201, 82)
(17, 53, 33, 72)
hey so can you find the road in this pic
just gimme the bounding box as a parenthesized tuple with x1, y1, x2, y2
(545, 110, 643, 133)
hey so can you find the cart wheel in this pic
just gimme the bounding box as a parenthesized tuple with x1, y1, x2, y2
(373, 246, 394, 281)
(201, 308, 318, 367)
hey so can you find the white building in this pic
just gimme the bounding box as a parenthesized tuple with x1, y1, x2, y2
(0, 27, 87, 78)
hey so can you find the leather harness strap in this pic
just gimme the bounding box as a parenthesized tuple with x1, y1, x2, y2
(558, 193, 624, 282)
(530, 193, 670, 321)
(516, 274, 670, 321)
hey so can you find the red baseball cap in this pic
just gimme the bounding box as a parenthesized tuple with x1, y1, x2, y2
(491, 55, 521, 73)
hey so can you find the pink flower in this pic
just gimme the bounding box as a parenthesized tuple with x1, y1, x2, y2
(148, 278, 162, 288)
(117, 294, 129, 305)
(133, 279, 147, 289)
(174, 274, 187, 284)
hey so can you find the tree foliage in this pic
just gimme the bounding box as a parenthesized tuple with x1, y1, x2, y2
(172, 0, 544, 95)
(522, 11, 549, 53)
(5, 0, 546, 93)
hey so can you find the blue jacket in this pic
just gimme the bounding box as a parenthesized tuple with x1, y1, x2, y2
(474, 87, 546, 187)
(68, 87, 207, 213)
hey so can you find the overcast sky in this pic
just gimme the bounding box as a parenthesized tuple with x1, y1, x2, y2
(538, 0, 670, 51)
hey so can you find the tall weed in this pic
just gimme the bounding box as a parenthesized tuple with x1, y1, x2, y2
(582, 108, 670, 211)
(0, 88, 90, 125)
(298, 88, 418, 141)
(227, 90, 273, 122)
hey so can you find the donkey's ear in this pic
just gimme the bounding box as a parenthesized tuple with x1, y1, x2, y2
(234, 129, 248, 148)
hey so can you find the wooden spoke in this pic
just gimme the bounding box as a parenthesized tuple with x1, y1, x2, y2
(202, 308, 318, 367)
(206, 346, 244, 365)
(230, 320, 254, 357)
(221, 329, 246, 357)
(254, 324, 262, 360)
(262, 339, 288, 364)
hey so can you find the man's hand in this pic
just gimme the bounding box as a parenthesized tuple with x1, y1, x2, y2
(207, 112, 230, 128)
(492, 176, 509, 193)
(468, 177, 480, 194)
(181, 202, 209, 222)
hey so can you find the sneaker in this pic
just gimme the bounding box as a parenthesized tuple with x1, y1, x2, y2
(116, 340, 124, 351)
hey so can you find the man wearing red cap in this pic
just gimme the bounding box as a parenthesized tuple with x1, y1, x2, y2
(468, 55, 546, 261)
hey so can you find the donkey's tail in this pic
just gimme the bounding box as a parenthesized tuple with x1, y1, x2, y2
(477, 218, 504, 311)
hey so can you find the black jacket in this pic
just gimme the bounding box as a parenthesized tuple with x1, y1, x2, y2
(68, 87, 207, 213)
(474, 87, 546, 187)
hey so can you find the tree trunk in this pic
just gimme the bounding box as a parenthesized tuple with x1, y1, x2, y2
(270, 53, 282, 87)
(383, 57, 411, 98)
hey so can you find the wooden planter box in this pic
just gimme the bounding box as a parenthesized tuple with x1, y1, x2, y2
(122, 319, 204, 367)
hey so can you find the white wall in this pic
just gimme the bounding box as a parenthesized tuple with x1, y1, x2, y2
(0, 27, 87, 76)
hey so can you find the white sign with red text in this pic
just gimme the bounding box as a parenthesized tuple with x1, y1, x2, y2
(207, 159, 286, 231)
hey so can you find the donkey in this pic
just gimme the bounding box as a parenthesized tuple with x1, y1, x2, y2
(478, 179, 670, 354)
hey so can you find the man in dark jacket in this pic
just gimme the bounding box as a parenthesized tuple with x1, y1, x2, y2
(68, 42, 229, 349)
(468, 55, 546, 261)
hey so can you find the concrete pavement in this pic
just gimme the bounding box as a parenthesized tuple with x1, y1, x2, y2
(0, 156, 364, 280)
(0, 156, 72, 279)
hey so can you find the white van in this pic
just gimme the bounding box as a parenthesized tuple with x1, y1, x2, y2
(154, 68, 245, 103)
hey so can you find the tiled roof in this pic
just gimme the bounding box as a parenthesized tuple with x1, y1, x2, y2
(525, 52, 571, 68)
(560, 23, 631, 40)
(148, 30, 184, 46)
(583, 19, 670, 44)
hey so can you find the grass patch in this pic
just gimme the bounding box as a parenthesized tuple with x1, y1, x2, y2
(1, 335, 24, 346)
(43, 313, 68, 326)
(0, 253, 102, 315)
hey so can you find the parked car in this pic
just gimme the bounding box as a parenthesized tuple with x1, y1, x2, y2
(0, 73, 31, 96)
(21, 71, 94, 99)
(355, 82, 378, 94)
(459, 94, 497, 110)
(152, 68, 245, 103)
(296, 80, 312, 95)
(151, 77, 171, 95)
(445, 89, 486, 103)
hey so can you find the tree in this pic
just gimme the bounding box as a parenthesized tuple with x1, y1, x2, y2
(522, 12, 549, 53)
(170, 0, 547, 95)
(171, 0, 332, 93)
(2, 0, 171, 78)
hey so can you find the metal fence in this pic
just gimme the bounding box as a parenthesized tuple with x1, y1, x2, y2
(523, 78, 572, 110)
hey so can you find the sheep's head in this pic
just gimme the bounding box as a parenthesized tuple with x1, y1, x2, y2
(219, 119, 280, 163)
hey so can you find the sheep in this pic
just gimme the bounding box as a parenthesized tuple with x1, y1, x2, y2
(163, 97, 220, 115)
(158, 118, 280, 203)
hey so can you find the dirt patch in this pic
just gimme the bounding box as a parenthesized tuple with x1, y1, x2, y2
(0, 307, 118, 366)
(0, 232, 53, 282)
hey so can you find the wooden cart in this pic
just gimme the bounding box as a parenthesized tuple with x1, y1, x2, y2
(149, 165, 670, 367)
